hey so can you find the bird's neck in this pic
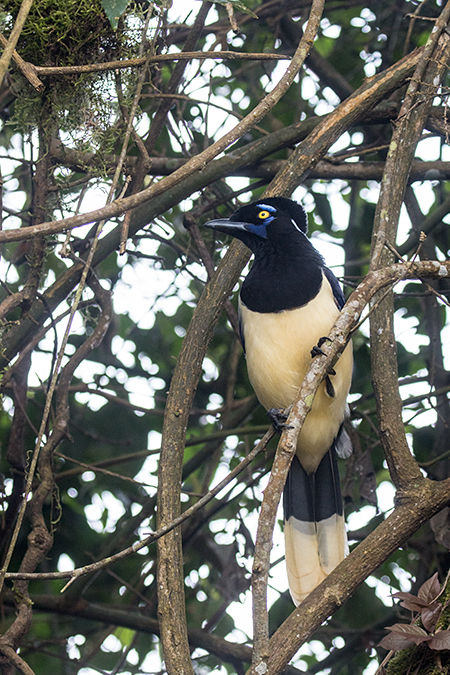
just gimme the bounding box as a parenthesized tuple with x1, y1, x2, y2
(240, 245, 324, 313)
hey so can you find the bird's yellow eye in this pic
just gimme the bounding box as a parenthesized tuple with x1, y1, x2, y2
(258, 210, 270, 219)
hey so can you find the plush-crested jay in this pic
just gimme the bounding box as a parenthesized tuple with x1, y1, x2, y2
(205, 197, 353, 604)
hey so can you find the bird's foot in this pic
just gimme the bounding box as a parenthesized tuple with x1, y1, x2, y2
(267, 408, 293, 433)
(312, 337, 337, 397)
(310, 336, 333, 359)
(311, 337, 336, 375)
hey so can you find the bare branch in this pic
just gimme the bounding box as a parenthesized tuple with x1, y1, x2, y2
(0, 275, 112, 656)
(0, 0, 34, 87)
(251, 477, 450, 675)
(4, 426, 274, 583)
(0, 590, 303, 675)
(370, 15, 450, 491)
(30, 50, 291, 77)
(0, 47, 425, 247)
(0, 32, 43, 90)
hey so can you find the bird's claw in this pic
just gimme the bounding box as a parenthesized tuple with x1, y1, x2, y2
(310, 336, 332, 358)
(267, 408, 293, 433)
(310, 344, 326, 358)
(311, 337, 336, 390)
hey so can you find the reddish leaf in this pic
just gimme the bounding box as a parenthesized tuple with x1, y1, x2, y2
(392, 591, 429, 612)
(421, 602, 442, 633)
(418, 573, 441, 605)
(389, 624, 428, 639)
(379, 633, 419, 651)
(428, 629, 450, 651)
(382, 624, 430, 647)
(379, 624, 430, 652)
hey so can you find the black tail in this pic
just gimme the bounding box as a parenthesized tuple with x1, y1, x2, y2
(283, 448, 348, 605)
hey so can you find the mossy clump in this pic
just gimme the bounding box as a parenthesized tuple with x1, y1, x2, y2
(0, 0, 118, 67)
(386, 645, 450, 675)
(0, 0, 144, 138)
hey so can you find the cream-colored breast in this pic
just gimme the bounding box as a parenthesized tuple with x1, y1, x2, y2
(240, 275, 353, 473)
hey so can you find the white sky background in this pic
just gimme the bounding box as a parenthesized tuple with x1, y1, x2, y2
(1, 1, 450, 673)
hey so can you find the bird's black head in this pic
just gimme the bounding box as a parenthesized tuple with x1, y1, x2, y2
(205, 197, 325, 312)
(204, 197, 308, 253)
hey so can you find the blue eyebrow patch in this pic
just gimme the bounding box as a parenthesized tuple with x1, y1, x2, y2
(256, 203, 277, 212)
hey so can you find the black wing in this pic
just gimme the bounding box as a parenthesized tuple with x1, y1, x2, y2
(238, 306, 245, 353)
(324, 266, 345, 310)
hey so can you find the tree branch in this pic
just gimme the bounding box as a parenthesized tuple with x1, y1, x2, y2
(255, 477, 450, 675)
(30, 49, 291, 77)
(0, 42, 424, 384)
(3, 426, 273, 584)
(156, 3, 326, 673)
(0, 275, 112, 660)
(265, 44, 426, 196)
(0, 591, 304, 675)
(0, 0, 34, 87)
(0, 34, 425, 248)
(370, 14, 450, 491)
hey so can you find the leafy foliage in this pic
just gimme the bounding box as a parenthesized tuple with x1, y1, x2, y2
(380, 574, 450, 674)
(380, 574, 449, 650)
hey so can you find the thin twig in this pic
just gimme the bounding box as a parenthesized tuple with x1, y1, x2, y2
(0, 32, 43, 90)
(118, 41, 155, 254)
(4, 427, 273, 584)
(31, 50, 291, 77)
(0, 48, 428, 248)
(0, 72, 136, 595)
(0, 0, 34, 87)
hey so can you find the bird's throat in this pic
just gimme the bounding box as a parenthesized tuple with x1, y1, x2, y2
(240, 253, 323, 313)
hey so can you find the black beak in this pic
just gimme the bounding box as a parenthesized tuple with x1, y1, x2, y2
(204, 218, 248, 234)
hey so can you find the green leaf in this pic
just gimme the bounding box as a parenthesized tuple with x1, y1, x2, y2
(101, 0, 129, 29)
(114, 626, 136, 647)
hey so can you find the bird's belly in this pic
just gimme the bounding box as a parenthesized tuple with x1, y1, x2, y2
(240, 282, 352, 473)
